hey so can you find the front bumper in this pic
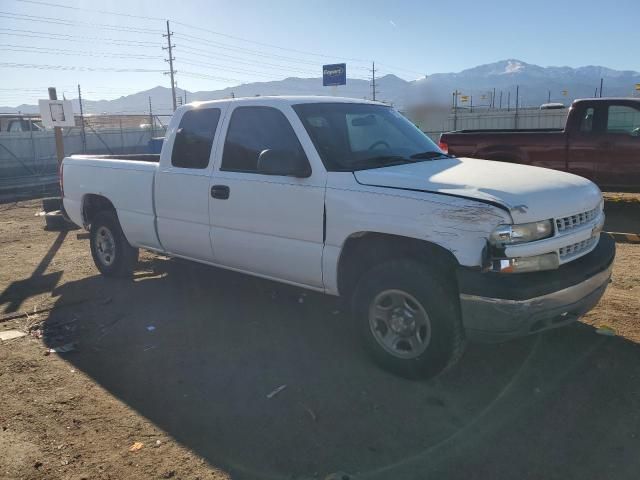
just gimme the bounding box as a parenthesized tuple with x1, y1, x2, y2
(457, 233, 616, 342)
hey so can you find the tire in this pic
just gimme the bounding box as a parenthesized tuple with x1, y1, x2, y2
(352, 259, 466, 379)
(89, 211, 139, 278)
(42, 197, 62, 213)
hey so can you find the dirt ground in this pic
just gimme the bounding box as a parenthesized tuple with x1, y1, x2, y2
(0, 200, 639, 480)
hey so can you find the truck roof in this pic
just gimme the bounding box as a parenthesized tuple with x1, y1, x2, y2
(181, 95, 385, 111)
(572, 97, 640, 105)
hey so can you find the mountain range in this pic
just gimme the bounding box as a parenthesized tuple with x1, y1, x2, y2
(3, 59, 639, 115)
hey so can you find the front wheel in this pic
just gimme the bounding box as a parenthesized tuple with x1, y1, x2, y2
(353, 259, 466, 379)
(90, 211, 138, 278)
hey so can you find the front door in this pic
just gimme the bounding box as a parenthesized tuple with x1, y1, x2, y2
(155, 106, 224, 261)
(208, 104, 326, 288)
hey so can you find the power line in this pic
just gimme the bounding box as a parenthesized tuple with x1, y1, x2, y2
(0, 28, 159, 46)
(13, 0, 165, 21)
(0, 62, 164, 73)
(0, 44, 163, 60)
(0, 11, 162, 34)
(174, 32, 371, 72)
(171, 20, 369, 64)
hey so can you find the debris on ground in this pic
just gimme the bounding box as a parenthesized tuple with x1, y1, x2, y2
(129, 442, 144, 452)
(596, 325, 617, 336)
(45, 343, 77, 354)
(98, 296, 113, 305)
(0, 330, 27, 341)
(266, 384, 287, 399)
(302, 404, 317, 422)
(324, 472, 352, 480)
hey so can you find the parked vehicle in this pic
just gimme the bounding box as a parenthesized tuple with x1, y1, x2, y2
(439, 98, 640, 190)
(0, 115, 43, 133)
(62, 96, 615, 378)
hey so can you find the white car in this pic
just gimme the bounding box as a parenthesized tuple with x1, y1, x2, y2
(62, 96, 615, 378)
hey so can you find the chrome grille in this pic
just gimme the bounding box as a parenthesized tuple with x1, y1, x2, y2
(559, 236, 599, 260)
(555, 207, 599, 233)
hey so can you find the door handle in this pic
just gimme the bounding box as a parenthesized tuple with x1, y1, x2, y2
(210, 185, 230, 199)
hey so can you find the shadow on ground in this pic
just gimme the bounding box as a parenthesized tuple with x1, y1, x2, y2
(43, 257, 640, 480)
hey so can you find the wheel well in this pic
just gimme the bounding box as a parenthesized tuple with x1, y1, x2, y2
(337, 232, 459, 298)
(82, 194, 116, 226)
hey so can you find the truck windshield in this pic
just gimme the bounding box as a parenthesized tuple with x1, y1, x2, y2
(293, 103, 446, 171)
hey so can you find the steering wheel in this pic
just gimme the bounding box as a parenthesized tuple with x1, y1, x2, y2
(368, 140, 391, 150)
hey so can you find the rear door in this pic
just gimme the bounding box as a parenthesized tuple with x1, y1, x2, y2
(594, 102, 640, 189)
(208, 103, 326, 288)
(566, 102, 602, 181)
(154, 106, 224, 261)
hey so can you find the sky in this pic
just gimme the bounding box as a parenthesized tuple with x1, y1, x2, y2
(1, 0, 639, 109)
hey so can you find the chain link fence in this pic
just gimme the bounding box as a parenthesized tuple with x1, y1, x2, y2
(0, 114, 170, 201)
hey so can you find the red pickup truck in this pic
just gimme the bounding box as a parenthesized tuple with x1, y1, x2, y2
(439, 98, 640, 190)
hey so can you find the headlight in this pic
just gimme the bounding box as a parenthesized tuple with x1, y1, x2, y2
(490, 253, 559, 273)
(490, 220, 553, 245)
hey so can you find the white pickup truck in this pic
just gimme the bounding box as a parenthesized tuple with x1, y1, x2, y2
(62, 96, 615, 378)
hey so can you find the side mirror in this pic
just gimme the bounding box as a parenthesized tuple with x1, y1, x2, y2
(257, 149, 311, 177)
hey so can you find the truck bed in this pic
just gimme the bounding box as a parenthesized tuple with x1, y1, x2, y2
(448, 128, 563, 134)
(69, 154, 160, 163)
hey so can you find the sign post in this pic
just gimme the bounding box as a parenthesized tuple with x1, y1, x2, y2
(39, 88, 75, 167)
(323, 63, 347, 95)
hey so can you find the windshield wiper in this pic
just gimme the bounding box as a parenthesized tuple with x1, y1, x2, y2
(349, 155, 414, 170)
(409, 151, 453, 160)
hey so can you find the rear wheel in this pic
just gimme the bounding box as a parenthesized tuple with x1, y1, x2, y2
(90, 211, 138, 277)
(353, 259, 465, 379)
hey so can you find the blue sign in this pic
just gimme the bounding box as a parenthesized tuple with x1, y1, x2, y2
(323, 63, 346, 86)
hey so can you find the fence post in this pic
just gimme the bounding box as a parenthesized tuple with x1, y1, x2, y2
(28, 113, 38, 174)
(514, 85, 519, 129)
(119, 118, 124, 152)
(48, 87, 65, 167)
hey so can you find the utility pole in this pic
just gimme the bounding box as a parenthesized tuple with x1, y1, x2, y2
(492, 87, 496, 108)
(599, 78, 603, 98)
(77, 84, 87, 153)
(499, 91, 503, 109)
(507, 91, 511, 111)
(148, 96, 155, 138)
(548, 90, 551, 103)
(370, 61, 378, 101)
(163, 20, 177, 112)
(48, 87, 65, 167)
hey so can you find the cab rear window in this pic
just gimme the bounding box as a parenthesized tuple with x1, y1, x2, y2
(171, 108, 221, 169)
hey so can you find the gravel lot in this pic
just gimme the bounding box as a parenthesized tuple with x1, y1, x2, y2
(0, 200, 639, 480)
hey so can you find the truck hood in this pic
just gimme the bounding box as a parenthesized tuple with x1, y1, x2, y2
(353, 157, 602, 223)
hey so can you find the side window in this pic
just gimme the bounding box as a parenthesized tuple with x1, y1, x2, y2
(607, 105, 640, 136)
(579, 107, 595, 132)
(171, 108, 221, 169)
(221, 106, 308, 173)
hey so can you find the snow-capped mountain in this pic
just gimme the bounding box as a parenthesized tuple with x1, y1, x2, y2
(2, 59, 638, 114)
